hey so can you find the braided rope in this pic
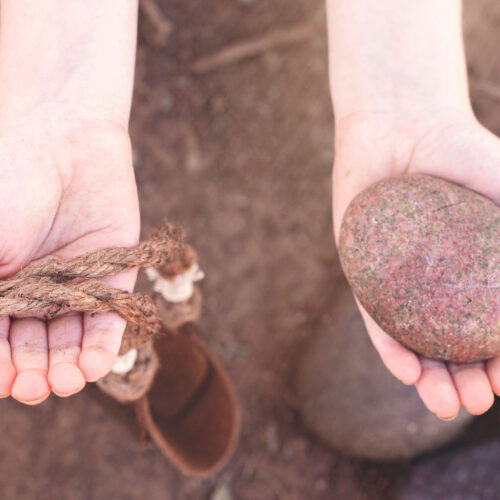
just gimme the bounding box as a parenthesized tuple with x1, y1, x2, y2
(0, 221, 185, 346)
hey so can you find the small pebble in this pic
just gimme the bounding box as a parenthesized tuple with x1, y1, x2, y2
(211, 484, 233, 500)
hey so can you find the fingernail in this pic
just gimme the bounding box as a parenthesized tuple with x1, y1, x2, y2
(52, 387, 84, 398)
(14, 391, 50, 406)
(438, 414, 457, 421)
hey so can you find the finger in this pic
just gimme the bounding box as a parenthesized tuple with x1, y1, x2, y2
(47, 312, 85, 397)
(357, 300, 421, 385)
(10, 317, 50, 405)
(79, 269, 138, 382)
(0, 317, 15, 397)
(415, 358, 461, 420)
(449, 362, 494, 415)
(485, 355, 500, 395)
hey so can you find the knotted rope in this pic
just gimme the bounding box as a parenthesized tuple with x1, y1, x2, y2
(98, 340, 159, 403)
(0, 221, 185, 347)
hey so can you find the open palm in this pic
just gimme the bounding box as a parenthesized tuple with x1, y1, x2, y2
(334, 114, 500, 418)
(0, 121, 140, 404)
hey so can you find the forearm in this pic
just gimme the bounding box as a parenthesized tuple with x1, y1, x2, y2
(327, 0, 473, 126)
(0, 0, 138, 128)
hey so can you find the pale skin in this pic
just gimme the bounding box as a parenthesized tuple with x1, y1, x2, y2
(0, 1, 498, 419)
(329, 0, 500, 418)
(0, 1, 140, 404)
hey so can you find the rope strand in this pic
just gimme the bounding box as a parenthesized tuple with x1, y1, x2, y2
(0, 221, 185, 347)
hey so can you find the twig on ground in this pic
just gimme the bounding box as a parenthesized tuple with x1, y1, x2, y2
(191, 23, 313, 74)
(139, 0, 174, 47)
(470, 77, 500, 102)
(180, 122, 203, 173)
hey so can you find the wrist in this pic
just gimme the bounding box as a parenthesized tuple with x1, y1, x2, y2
(0, 0, 138, 129)
(0, 116, 132, 197)
(333, 110, 481, 185)
(335, 107, 477, 148)
(332, 87, 474, 134)
(327, 0, 472, 129)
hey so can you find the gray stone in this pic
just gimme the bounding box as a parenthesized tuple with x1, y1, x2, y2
(210, 484, 233, 500)
(295, 286, 474, 461)
(401, 440, 500, 499)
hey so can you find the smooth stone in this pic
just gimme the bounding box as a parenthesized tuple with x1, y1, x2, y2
(401, 439, 500, 499)
(339, 175, 500, 363)
(295, 286, 474, 461)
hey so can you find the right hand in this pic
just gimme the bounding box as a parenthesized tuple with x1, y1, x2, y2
(0, 117, 140, 405)
(333, 112, 500, 419)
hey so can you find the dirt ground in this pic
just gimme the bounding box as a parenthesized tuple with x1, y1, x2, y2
(0, 1, 500, 499)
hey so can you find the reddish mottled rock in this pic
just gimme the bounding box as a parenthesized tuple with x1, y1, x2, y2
(295, 286, 472, 461)
(295, 287, 473, 461)
(339, 175, 500, 363)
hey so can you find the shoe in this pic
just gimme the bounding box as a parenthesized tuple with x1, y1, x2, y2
(97, 245, 241, 476)
(136, 322, 241, 477)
